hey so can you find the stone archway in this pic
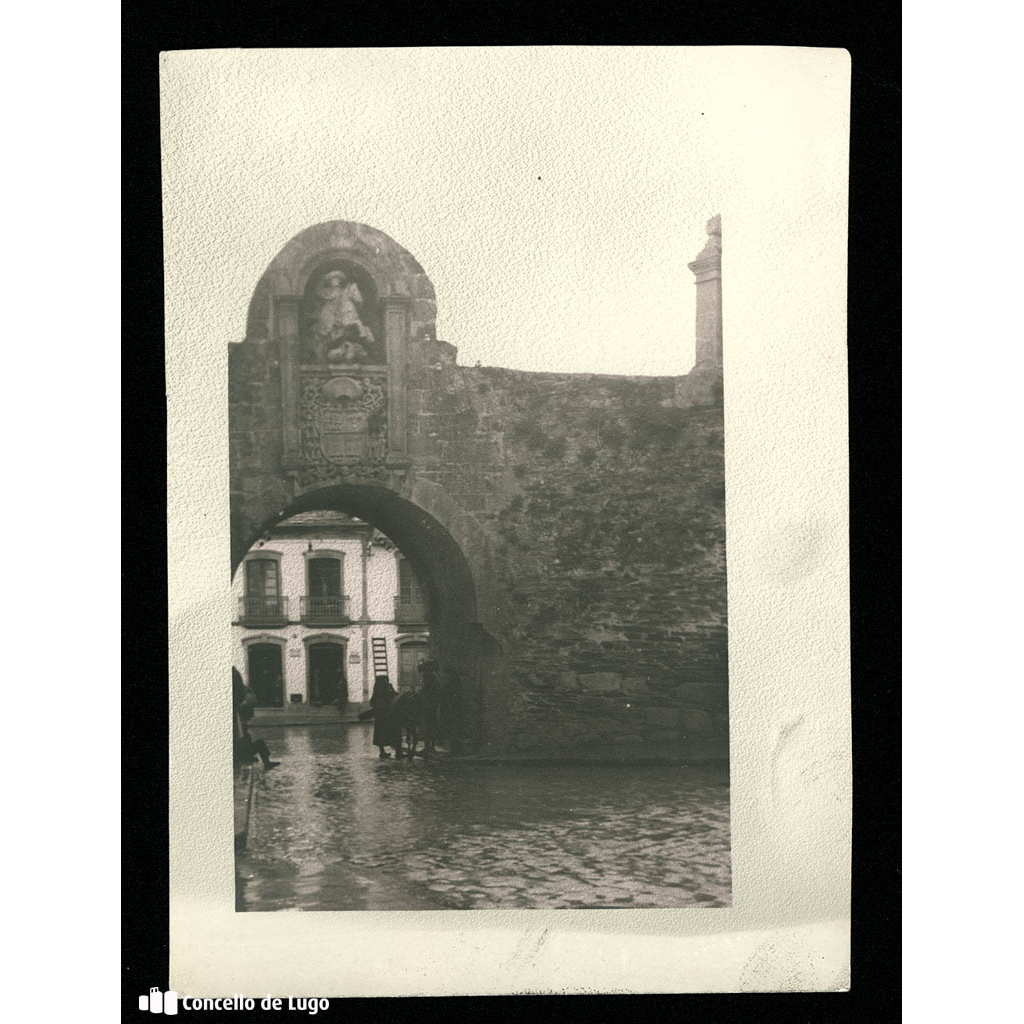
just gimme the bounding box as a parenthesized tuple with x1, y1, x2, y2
(234, 483, 477, 626)
(234, 483, 500, 753)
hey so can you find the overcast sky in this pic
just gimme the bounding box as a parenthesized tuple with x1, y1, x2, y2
(162, 47, 847, 377)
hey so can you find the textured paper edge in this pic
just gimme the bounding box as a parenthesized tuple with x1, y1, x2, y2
(163, 46, 851, 995)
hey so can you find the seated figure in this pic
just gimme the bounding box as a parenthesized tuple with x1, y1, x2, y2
(315, 270, 375, 364)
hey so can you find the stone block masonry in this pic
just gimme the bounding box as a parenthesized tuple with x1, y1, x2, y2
(402, 353, 728, 759)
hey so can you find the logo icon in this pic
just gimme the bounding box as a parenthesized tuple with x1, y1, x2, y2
(138, 988, 178, 1014)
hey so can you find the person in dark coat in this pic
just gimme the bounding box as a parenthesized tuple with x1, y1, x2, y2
(233, 667, 280, 770)
(437, 666, 462, 751)
(370, 675, 402, 758)
(417, 660, 443, 757)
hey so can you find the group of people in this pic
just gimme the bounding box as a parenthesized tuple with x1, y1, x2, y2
(231, 658, 455, 768)
(369, 659, 446, 760)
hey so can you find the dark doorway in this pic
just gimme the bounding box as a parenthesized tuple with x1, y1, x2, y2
(248, 644, 284, 707)
(308, 643, 345, 707)
(397, 641, 428, 693)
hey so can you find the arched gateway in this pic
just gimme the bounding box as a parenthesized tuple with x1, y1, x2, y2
(231, 219, 729, 760)
(236, 481, 498, 752)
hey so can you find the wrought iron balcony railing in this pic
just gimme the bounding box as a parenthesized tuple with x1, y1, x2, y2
(300, 595, 351, 624)
(238, 595, 289, 625)
(394, 596, 428, 624)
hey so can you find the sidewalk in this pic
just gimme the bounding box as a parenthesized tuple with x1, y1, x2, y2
(250, 705, 371, 727)
(233, 761, 259, 852)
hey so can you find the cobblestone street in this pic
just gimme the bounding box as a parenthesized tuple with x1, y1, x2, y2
(236, 724, 731, 911)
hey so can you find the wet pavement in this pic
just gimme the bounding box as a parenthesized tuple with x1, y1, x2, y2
(236, 723, 731, 911)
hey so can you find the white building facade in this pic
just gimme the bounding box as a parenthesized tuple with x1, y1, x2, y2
(231, 512, 431, 708)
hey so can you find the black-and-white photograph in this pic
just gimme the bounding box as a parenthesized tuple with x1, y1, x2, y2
(230, 215, 730, 911)
(161, 46, 852, 994)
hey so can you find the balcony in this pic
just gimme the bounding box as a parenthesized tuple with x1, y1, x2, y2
(300, 595, 351, 625)
(238, 595, 289, 627)
(394, 596, 429, 625)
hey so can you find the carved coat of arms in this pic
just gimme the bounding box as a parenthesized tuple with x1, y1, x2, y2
(302, 375, 387, 472)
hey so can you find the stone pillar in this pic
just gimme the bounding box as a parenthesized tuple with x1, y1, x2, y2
(687, 215, 722, 370)
(275, 296, 303, 470)
(382, 296, 410, 460)
(359, 532, 370, 702)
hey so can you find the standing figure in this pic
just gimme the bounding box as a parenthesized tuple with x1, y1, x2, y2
(370, 675, 403, 759)
(334, 683, 349, 717)
(417, 660, 443, 758)
(437, 666, 462, 752)
(394, 688, 424, 757)
(232, 667, 280, 771)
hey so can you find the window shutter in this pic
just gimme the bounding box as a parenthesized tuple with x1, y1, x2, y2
(264, 561, 279, 597)
(246, 559, 278, 597)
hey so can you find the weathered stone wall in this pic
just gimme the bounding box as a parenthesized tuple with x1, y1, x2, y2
(229, 338, 289, 557)
(402, 344, 728, 759)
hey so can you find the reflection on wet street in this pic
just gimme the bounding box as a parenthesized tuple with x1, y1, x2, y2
(236, 724, 731, 911)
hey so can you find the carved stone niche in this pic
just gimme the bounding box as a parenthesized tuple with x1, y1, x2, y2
(244, 221, 437, 481)
(298, 259, 384, 367)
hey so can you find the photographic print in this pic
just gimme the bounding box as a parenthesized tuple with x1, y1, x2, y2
(229, 214, 730, 913)
(164, 47, 851, 994)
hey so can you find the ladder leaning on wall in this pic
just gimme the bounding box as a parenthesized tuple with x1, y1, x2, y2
(371, 637, 389, 683)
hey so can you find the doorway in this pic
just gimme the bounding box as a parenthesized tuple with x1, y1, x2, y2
(397, 641, 429, 693)
(308, 642, 345, 707)
(248, 643, 284, 707)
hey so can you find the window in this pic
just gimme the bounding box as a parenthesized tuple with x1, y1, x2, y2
(396, 558, 428, 623)
(302, 551, 347, 623)
(241, 555, 287, 622)
(398, 559, 426, 608)
(246, 559, 279, 597)
(308, 557, 341, 597)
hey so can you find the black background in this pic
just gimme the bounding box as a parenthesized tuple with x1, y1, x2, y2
(123, 6, 899, 1020)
